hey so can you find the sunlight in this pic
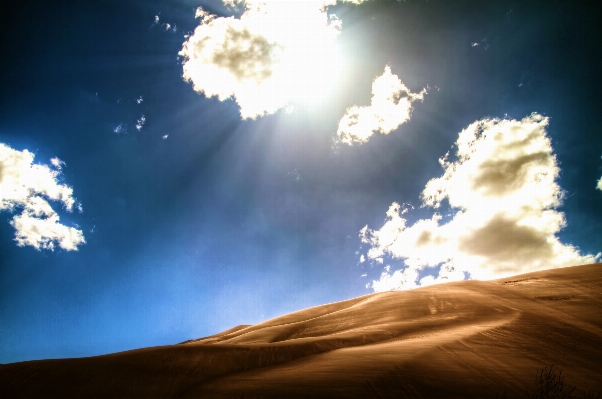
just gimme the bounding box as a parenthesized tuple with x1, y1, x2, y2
(180, 0, 344, 118)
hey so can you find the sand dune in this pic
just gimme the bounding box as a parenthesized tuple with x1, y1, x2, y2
(2, 263, 601, 398)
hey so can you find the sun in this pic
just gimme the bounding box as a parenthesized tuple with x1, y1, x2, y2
(180, 0, 345, 119)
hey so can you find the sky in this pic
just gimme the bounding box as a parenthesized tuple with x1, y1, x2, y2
(1, 0, 601, 364)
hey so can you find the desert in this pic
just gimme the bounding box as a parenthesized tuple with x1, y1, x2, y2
(2, 263, 601, 398)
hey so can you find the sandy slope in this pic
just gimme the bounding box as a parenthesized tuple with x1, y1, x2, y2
(2, 263, 601, 398)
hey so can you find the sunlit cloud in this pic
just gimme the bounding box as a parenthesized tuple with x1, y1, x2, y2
(50, 157, 65, 170)
(179, 0, 366, 119)
(360, 113, 599, 291)
(337, 66, 426, 145)
(371, 265, 419, 291)
(597, 175, 602, 191)
(0, 143, 85, 251)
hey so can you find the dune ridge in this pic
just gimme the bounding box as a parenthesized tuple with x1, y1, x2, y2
(2, 263, 601, 398)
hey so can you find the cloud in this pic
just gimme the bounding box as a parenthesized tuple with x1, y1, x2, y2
(372, 266, 419, 291)
(337, 66, 426, 145)
(597, 175, 602, 191)
(360, 113, 598, 291)
(179, 0, 351, 119)
(113, 123, 126, 135)
(50, 157, 65, 170)
(0, 143, 85, 251)
(136, 115, 146, 131)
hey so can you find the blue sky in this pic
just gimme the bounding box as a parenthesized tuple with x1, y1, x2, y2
(1, 0, 601, 363)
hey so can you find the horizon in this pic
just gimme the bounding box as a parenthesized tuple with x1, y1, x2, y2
(1, 0, 602, 364)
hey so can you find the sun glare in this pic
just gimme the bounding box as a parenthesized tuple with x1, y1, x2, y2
(180, 0, 344, 118)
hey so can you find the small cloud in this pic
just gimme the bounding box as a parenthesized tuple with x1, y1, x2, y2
(136, 96, 143, 104)
(518, 82, 523, 88)
(359, 254, 365, 263)
(471, 42, 479, 47)
(337, 66, 426, 145)
(153, 15, 160, 25)
(50, 157, 65, 170)
(113, 123, 126, 135)
(597, 176, 602, 191)
(361, 273, 367, 277)
(162, 134, 169, 139)
(136, 115, 146, 131)
(161, 23, 177, 32)
(0, 143, 85, 251)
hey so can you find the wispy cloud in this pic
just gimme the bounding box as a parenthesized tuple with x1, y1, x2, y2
(50, 157, 65, 170)
(179, 0, 365, 119)
(136, 115, 146, 131)
(113, 123, 126, 135)
(337, 66, 426, 145)
(360, 113, 598, 291)
(0, 143, 85, 251)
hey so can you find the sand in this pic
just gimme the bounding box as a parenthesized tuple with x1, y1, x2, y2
(2, 263, 601, 398)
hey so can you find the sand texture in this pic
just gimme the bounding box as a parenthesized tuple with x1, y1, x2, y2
(2, 263, 601, 398)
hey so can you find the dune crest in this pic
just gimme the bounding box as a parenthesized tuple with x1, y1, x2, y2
(2, 263, 601, 398)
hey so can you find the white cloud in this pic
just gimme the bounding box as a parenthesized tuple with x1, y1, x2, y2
(337, 66, 426, 145)
(370, 266, 419, 291)
(597, 175, 602, 191)
(113, 123, 126, 135)
(179, 0, 351, 119)
(0, 143, 85, 251)
(50, 157, 65, 170)
(136, 115, 146, 131)
(361, 113, 598, 291)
